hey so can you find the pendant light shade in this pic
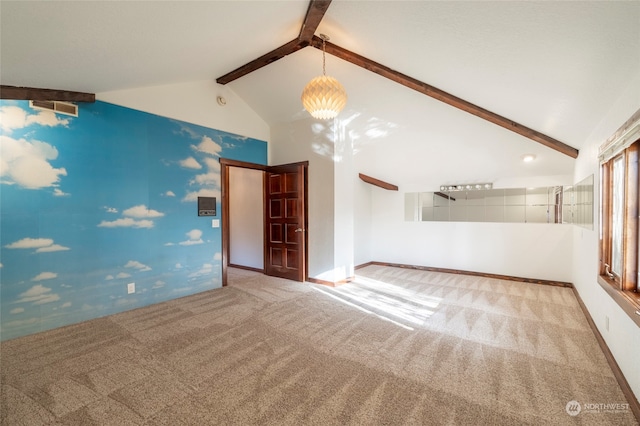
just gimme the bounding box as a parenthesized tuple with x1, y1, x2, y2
(301, 75, 347, 120)
(301, 34, 347, 120)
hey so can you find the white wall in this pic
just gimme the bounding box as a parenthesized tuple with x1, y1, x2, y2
(229, 167, 264, 269)
(369, 189, 573, 282)
(270, 119, 336, 280)
(572, 73, 640, 400)
(333, 122, 355, 281)
(98, 80, 269, 142)
(354, 180, 373, 266)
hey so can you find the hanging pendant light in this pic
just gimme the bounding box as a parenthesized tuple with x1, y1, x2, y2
(301, 34, 347, 120)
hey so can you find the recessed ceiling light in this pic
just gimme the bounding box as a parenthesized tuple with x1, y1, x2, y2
(522, 154, 536, 162)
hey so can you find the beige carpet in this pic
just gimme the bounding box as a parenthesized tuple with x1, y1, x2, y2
(1, 265, 637, 425)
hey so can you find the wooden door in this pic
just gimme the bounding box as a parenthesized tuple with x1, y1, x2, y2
(264, 162, 307, 281)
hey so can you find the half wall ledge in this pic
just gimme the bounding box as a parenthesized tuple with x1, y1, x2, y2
(358, 173, 398, 191)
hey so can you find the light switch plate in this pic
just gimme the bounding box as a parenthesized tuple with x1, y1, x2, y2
(212, 219, 220, 228)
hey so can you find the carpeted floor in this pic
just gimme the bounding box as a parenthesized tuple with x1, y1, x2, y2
(1, 265, 637, 425)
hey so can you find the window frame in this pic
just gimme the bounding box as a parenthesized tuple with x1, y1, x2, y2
(599, 138, 640, 327)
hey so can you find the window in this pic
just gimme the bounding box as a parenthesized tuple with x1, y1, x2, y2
(599, 138, 640, 320)
(610, 154, 625, 278)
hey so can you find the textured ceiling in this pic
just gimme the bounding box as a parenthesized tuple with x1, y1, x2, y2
(2, 1, 639, 188)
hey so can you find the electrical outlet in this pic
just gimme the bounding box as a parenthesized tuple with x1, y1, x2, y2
(127, 283, 135, 294)
(605, 315, 609, 332)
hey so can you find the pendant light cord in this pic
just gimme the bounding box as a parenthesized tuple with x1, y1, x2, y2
(322, 37, 326, 76)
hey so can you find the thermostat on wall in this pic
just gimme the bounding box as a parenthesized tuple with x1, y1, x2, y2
(198, 197, 216, 216)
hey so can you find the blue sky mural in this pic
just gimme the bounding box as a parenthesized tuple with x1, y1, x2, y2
(0, 100, 267, 340)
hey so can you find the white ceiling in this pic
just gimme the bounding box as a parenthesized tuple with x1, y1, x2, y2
(2, 1, 639, 189)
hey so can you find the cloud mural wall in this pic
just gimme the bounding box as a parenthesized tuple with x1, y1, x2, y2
(0, 100, 267, 341)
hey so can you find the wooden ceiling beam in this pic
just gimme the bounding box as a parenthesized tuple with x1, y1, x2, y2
(216, 0, 332, 85)
(216, 0, 577, 159)
(1, 85, 95, 102)
(216, 39, 307, 85)
(311, 36, 578, 159)
(298, 0, 332, 42)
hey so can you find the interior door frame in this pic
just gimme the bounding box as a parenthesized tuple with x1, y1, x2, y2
(263, 161, 308, 282)
(220, 158, 309, 286)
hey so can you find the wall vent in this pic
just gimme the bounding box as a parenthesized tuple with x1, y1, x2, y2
(29, 100, 78, 117)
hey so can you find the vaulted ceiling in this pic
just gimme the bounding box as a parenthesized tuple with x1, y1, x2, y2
(2, 1, 639, 188)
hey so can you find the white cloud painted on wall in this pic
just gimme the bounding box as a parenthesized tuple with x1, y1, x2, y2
(182, 137, 222, 202)
(179, 157, 202, 169)
(31, 272, 57, 281)
(124, 260, 151, 272)
(0, 105, 70, 133)
(5, 238, 54, 249)
(190, 157, 222, 187)
(177, 123, 200, 139)
(190, 172, 220, 187)
(98, 204, 163, 227)
(188, 263, 213, 278)
(179, 229, 203, 246)
(191, 136, 222, 157)
(5, 237, 71, 253)
(182, 188, 220, 202)
(116, 272, 131, 279)
(10, 307, 24, 314)
(1, 318, 38, 331)
(0, 136, 68, 189)
(15, 284, 60, 305)
(98, 217, 154, 228)
(105, 275, 114, 280)
(35, 244, 70, 253)
(123, 205, 164, 218)
(53, 188, 70, 197)
(186, 229, 203, 240)
(203, 157, 221, 172)
(163, 191, 176, 197)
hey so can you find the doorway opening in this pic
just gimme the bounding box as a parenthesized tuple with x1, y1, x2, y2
(220, 158, 308, 286)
